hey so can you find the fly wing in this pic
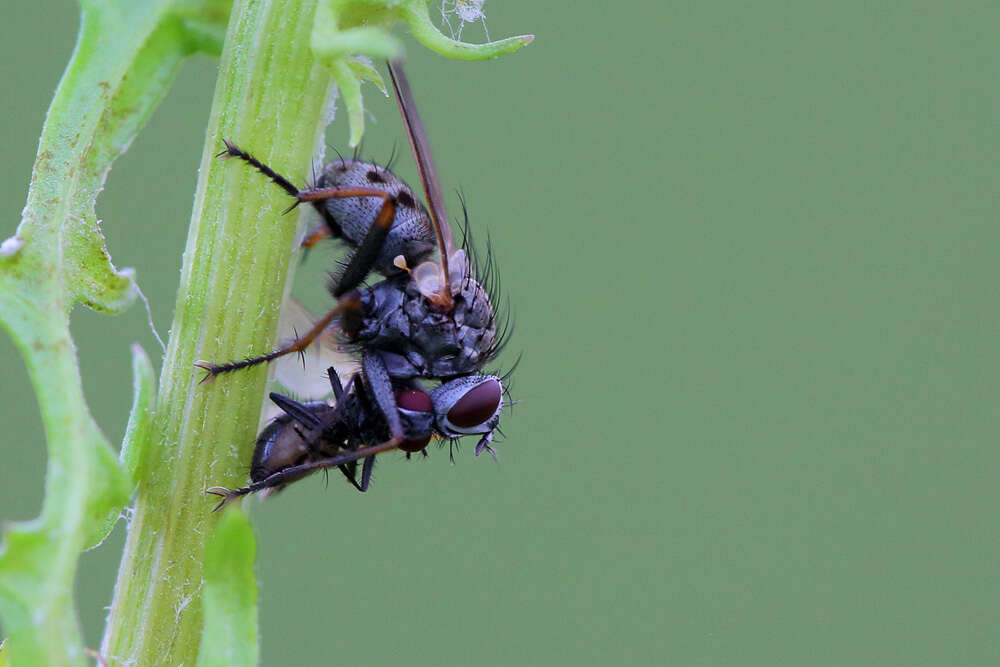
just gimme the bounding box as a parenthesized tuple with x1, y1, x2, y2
(271, 297, 359, 400)
(388, 60, 457, 309)
(387, 60, 454, 258)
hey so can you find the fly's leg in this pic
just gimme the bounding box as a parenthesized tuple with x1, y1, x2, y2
(328, 455, 375, 494)
(267, 392, 322, 428)
(296, 185, 396, 297)
(360, 352, 404, 447)
(197, 143, 400, 380)
(298, 224, 330, 264)
(360, 452, 376, 491)
(326, 366, 345, 400)
(217, 139, 396, 297)
(353, 353, 404, 492)
(338, 460, 365, 492)
(196, 292, 362, 379)
(206, 356, 408, 508)
(327, 366, 376, 493)
(206, 436, 403, 510)
(300, 224, 331, 250)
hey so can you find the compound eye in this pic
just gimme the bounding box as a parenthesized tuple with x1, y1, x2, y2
(447, 378, 502, 429)
(397, 388, 432, 413)
(396, 388, 433, 452)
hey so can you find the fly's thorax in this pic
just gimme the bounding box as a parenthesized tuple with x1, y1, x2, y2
(403, 275, 497, 378)
(353, 275, 497, 381)
(316, 160, 435, 273)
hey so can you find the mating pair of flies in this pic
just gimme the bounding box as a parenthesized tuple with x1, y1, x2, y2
(201, 62, 515, 509)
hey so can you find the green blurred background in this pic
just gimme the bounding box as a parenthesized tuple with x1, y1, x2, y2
(2, 1, 999, 664)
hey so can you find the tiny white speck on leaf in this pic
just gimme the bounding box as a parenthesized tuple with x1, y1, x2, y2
(0, 235, 24, 256)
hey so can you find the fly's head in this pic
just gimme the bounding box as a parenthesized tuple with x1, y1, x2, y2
(431, 375, 505, 457)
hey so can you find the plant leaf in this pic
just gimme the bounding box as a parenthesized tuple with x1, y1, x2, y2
(311, 0, 533, 145)
(197, 508, 259, 667)
(347, 56, 388, 95)
(0, 0, 232, 663)
(85, 343, 158, 551)
(118, 343, 158, 487)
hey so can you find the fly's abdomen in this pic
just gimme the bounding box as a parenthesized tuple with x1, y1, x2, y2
(316, 160, 436, 273)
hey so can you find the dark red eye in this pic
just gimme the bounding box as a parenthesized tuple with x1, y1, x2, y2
(447, 379, 502, 429)
(397, 388, 433, 452)
(398, 435, 431, 452)
(397, 388, 433, 413)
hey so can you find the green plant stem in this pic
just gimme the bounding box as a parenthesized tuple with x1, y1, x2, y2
(100, 1, 333, 663)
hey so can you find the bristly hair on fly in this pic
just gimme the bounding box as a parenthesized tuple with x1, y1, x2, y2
(305, 167, 515, 378)
(455, 190, 514, 364)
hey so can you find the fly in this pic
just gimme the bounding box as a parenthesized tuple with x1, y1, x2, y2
(201, 61, 515, 507)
